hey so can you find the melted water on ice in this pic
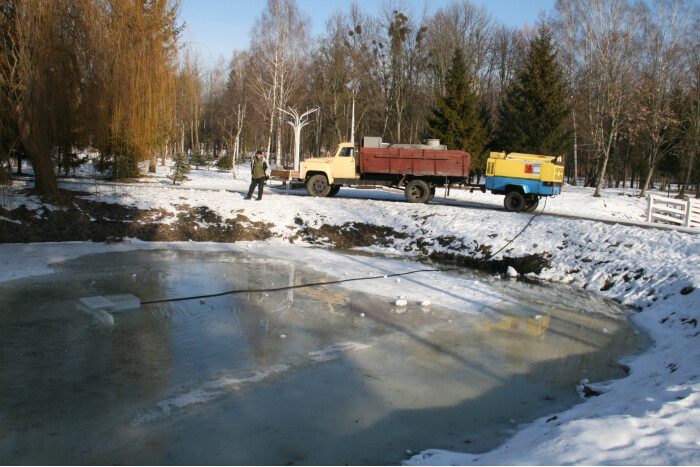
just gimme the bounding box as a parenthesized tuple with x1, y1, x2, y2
(0, 250, 644, 465)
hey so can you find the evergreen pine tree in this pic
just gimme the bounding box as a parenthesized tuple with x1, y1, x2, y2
(168, 153, 191, 185)
(426, 48, 490, 175)
(495, 25, 570, 156)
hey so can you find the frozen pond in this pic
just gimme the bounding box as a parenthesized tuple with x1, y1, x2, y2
(0, 250, 645, 465)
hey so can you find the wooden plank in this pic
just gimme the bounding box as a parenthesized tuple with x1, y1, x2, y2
(652, 198, 686, 207)
(651, 212, 684, 225)
(269, 170, 299, 181)
(652, 205, 687, 216)
(649, 194, 686, 205)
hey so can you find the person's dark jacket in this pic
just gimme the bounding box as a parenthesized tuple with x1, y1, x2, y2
(251, 157, 268, 180)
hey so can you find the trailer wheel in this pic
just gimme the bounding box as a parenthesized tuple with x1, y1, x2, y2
(405, 179, 431, 203)
(328, 185, 341, 197)
(523, 196, 539, 212)
(307, 174, 331, 197)
(428, 187, 436, 201)
(504, 191, 526, 212)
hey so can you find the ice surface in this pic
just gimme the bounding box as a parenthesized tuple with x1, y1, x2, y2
(0, 245, 650, 465)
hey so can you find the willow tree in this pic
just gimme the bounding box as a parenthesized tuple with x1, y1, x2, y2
(1, 0, 83, 198)
(88, 0, 181, 178)
(0, 0, 19, 181)
(0, 0, 180, 191)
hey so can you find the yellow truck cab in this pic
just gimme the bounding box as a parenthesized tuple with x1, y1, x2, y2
(301, 143, 358, 190)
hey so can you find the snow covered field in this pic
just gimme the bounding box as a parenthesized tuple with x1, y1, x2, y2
(1, 162, 699, 465)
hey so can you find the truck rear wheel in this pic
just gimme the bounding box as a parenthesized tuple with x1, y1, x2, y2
(523, 196, 539, 212)
(504, 191, 526, 212)
(428, 187, 436, 201)
(405, 179, 431, 203)
(307, 174, 331, 197)
(328, 185, 341, 197)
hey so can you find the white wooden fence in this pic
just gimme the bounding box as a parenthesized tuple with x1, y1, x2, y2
(647, 195, 700, 230)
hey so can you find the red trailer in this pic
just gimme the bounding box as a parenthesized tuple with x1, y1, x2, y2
(359, 147, 471, 178)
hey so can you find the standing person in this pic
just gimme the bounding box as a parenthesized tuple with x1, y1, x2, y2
(244, 150, 268, 200)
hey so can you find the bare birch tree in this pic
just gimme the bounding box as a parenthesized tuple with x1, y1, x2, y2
(222, 50, 250, 178)
(678, 42, 699, 198)
(377, 3, 429, 143)
(248, 0, 308, 168)
(638, 0, 697, 197)
(555, 0, 644, 197)
(552, 0, 582, 184)
(425, 1, 493, 96)
(343, 4, 374, 144)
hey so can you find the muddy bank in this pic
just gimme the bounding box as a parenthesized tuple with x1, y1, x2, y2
(1, 188, 549, 275)
(0, 188, 274, 243)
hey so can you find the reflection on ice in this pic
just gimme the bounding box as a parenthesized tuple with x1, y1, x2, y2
(483, 303, 551, 336)
(0, 249, 645, 465)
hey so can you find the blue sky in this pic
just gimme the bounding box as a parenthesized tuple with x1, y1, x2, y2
(179, 0, 556, 64)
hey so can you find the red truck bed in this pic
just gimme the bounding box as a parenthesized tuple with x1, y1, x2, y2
(359, 147, 471, 177)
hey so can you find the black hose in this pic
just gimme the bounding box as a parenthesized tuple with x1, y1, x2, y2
(141, 197, 548, 306)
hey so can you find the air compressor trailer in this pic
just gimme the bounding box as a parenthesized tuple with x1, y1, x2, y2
(486, 151, 564, 212)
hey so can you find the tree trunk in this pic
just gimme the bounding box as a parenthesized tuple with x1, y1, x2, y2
(640, 165, 655, 198)
(594, 153, 610, 197)
(232, 135, 239, 180)
(350, 97, 356, 144)
(266, 103, 275, 166)
(17, 110, 58, 200)
(679, 146, 696, 198)
(594, 127, 618, 197)
(572, 108, 578, 186)
(148, 150, 157, 173)
(161, 144, 167, 167)
(193, 109, 200, 154)
(276, 109, 283, 168)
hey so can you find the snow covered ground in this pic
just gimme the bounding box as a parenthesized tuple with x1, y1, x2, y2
(1, 161, 699, 465)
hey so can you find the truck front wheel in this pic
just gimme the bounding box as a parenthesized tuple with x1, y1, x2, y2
(307, 174, 331, 197)
(405, 179, 431, 203)
(328, 185, 341, 197)
(504, 191, 526, 212)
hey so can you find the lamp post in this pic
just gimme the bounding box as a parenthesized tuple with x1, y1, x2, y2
(278, 107, 319, 172)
